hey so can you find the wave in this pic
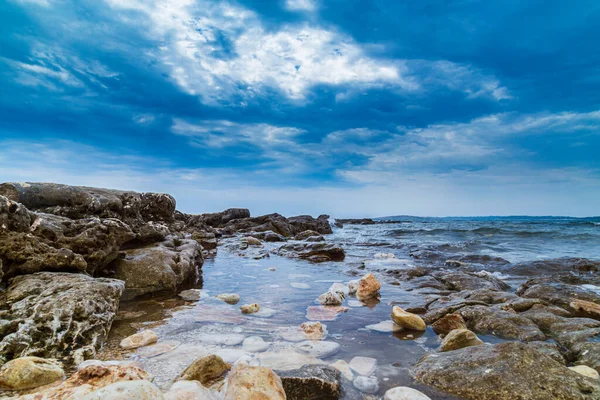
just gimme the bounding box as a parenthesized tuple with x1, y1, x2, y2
(390, 227, 599, 239)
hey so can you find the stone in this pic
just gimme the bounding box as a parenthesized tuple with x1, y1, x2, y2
(412, 342, 600, 400)
(294, 230, 322, 240)
(105, 237, 203, 300)
(136, 341, 181, 358)
(348, 356, 378, 376)
(244, 236, 263, 246)
(317, 291, 345, 306)
(301, 322, 326, 340)
(571, 299, 600, 319)
(330, 360, 354, 381)
(120, 331, 158, 350)
(191, 231, 218, 250)
(243, 336, 270, 353)
(288, 214, 333, 235)
(79, 380, 164, 400)
(241, 303, 260, 314)
(569, 365, 600, 380)
(347, 280, 359, 295)
(353, 375, 379, 394)
(254, 307, 277, 318)
(391, 306, 427, 331)
(224, 364, 286, 400)
(306, 306, 349, 321)
(0, 356, 64, 390)
(255, 350, 324, 371)
(277, 242, 345, 262)
(328, 282, 350, 296)
(440, 329, 484, 352)
(459, 305, 546, 341)
(0, 272, 123, 363)
(165, 380, 221, 400)
(366, 321, 402, 333)
(433, 271, 509, 292)
(277, 365, 341, 400)
(384, 387, 432, 400)
(356, 273, 381, 301)
(177, 354, 229, 385)
(178, 289, 207, 301)
(295, 341, 340, 358)
(216, 293, 241, 304)
(431, 313, 467, 335)
(200, 208, 251, 228)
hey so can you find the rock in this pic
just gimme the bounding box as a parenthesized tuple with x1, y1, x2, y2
(0, 272, 123, 363)
(356, 273, 381, 301)
(137, 341, 181, 358)
(244, 236, 262, 246)
(19, 364, 150, 399)
(255, 350, 325, 371)
(569, 365, 600, 380)
(216, 293, 241, 304)
(200, 208, 251, 227)
(294, 230, 322, 240)
(306, 306, 349, 321)
(277, 365, 341, 400)
(336, 218, 376, 225)
(366, 320, 402, 333)
(177, 354, 229, 385)
(79, 380, 164, 399)
(264, 231, 287, 242)
(391, 306, 427, 331)
(105, 237, 203, 300)
(330, 360, 354, 381)
(353, 375, 379, 394)
(288, 214, 333, 234)
(431, 313, 467, 335)
(243, 336, 270, 352)
(384, 387, 432, 400)
(191, 231, 218, 250)
(300, 322, 326, 340)
(224, 364, 286, 400)
(571, 299, 600, 319)
(347, 280, 359, 295)
(0, 195, 32, 233)
(240, 303, 260, 314)
(329, 282, 350, 296)
(317, 291, 345, 306)
(120, 331, 158, 350)
(433, 271, 509, 292)
(295, 341, 340, 358)
(412, 342, 600, 400)
(459, 305, 546, 341)
(440, 329, 484, 352)
(348, 356, 377, 376)
(277, 242, 345, 262)
(178, 289, 206, 301)
(0, 356, 64, 390)
(517, 279, 600, 312)
(375, 253, 396, 259)
(165, 380, 220, 400)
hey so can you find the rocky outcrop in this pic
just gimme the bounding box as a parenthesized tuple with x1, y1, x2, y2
(103, 237, 203, 300)
(413, 342, 600, 399)
(198, 208, 251, 228)
(0, 272, 123, 364)
(277, 243, 345, 262)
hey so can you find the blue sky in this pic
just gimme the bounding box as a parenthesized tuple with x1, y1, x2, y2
(1, 0, 599, 217)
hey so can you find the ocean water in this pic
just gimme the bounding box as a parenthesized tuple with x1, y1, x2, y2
(103, 216, 600, 399)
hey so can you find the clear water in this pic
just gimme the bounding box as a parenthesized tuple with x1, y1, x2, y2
(102, 216, 600, 399)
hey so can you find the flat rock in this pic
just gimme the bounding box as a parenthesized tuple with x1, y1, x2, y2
(295, 341, 340, 358)
(243, 336, 270, 352)
(366, 320, 402, 333)
(120, 330, 158, 350)
(136, 341, 181, 358)
(349, 356, 378, 376)
(306, 306, 349, 321)
(353, 375, 379, 394)
(256, 351, 324, 371)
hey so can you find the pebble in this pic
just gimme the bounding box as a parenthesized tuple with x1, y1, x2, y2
(317, 291, 345, 306)
(243, 336, 271, 352)
(356, 273, 381, 301)
(349, 356, 378, 376)
(295, 341, 340, 358)
(353, 375, 379, 394)
(301, 321, 326, 340)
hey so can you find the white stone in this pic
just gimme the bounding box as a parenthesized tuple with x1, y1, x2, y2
(353, 375, 379, 394)
(330, 360, 354, 381)
(196, 333, 246, 346)
(384, 386, 432, 400)
(317, 291, 345, 306)
(349, 356, 378, 376)
(80, 380, 164, 400)
(328, 283, 349, 296)
(290, 282, 311, 289)
(569, 365, 600, 380)
(255, 351, 324, 371)
(242, 336, 270, 353)
(119, 330, 158, 350)
(295, 341, 340, 358)
(365, 321, 402, 333)
(347, 280, 359, 295)
(165, 380, 221, 400)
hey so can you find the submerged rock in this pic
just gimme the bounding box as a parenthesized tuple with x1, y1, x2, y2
(224, 364, 286, 400)
(348, 356, 377, 376)
(391, 306, 427, 331)
(353, 375, 379, 394)
(177, 354, 229, 385)
(0, 356, 64, 390)
(301, 322, 326, 340)
(412, 342, 600, 400)
(330, 360, 354, 381)
(384, 387, 432, 400)
(356, 273, 381, 301)
(120, 331, 158, 350)
(242, 336, 270, 353)
(240, 303, 260, 314)
(295, 341, 340, 358)
(306, 306, 349, 321)
(0, 272, 123, 363)
(277, 365, 341, 400)
(366, 320, 402, 333)
(439, 329, 484, 352)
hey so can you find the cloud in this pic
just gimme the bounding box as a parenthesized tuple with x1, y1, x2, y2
(285, 0, 318, 12)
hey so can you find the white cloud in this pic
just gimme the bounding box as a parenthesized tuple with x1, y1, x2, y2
(285, 0, 318, 12)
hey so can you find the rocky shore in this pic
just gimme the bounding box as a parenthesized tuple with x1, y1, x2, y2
(1, 182, 599, 399)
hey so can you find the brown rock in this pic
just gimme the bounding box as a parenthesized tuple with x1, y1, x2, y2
(431, 313, 467, 335)
(0, 357, 64, 390)
(391, 306, 427, 331)
(440, 329, 484, 352)
(356, 273, 381, 301)
(224, 364, 286, 400)
(178, 354, 229, 385)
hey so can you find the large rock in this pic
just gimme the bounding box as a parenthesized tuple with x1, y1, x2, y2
(517, 279, 600, 312)
(0, 195, 32, 232)
(412, 342, 600, 399)
(287, 215, 332, 235)
(277, 365, 341, 400)
(104, 237, 203, 300)
(458, 305, 546, 341)
(0, 272, 123, 363)
(224, 363, 286, 400)
(200, 208, 251, 227)
(277, 243, 345, 262)
(0, 356, 64, 390)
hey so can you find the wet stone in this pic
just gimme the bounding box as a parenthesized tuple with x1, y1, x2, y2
(295, 341, 341, 358)
(277, 365, 342, 400)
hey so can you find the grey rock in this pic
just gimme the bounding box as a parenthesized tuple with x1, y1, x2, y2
(277, 365, 341, 400)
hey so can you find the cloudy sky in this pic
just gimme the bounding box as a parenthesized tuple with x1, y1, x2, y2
(1, 0, 599, 217)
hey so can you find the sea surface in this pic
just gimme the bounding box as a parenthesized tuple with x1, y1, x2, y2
(103, 216, 600, 399)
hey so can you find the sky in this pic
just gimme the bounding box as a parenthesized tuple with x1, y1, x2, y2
(1, 0, 599, 217)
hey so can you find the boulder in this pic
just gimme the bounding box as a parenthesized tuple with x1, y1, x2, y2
(384, 387, 432, 400)
(79, 380, 164, 399)
(191, 231, 218, 250)
(200, 208, 250, 227)
(571, 299, 600, 320)
(277, 365, 341, 400)
(433, 271, 509, 292)
(0, 356, 64, 390)
(224, 364, 286, 400)
(119, 331, 158, 350)
(294, 230, 322, 240)
(517, 279, 600, 312)
(104, 237, 203, 300)
(356, 273, 381, 301)
(440, 329, 484, 351)
(391, 307, 427, 331)
(277, 243, 345, 262)
(348, 356, 377, 376)
(177, 354, 229, 385)
(0, 272, 123, 363)
(412, 342, 600, 399)
(287, 214, 333, 234)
